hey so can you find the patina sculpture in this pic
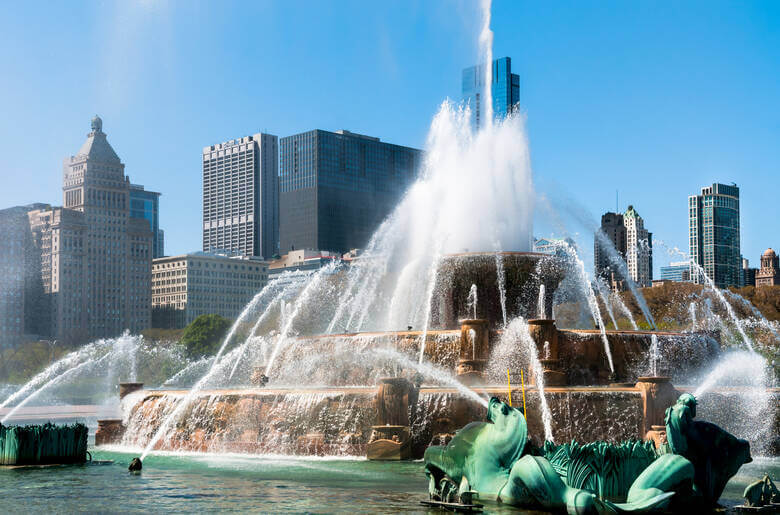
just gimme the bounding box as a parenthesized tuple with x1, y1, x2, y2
(424, 394, 751, 513)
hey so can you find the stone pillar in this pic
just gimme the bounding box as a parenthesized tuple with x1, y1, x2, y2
(456, 319, 489, 385)
(375, 377, 418, 426)
(95, 419, 125, 446)
(368, 377, 418, 460)
(527, 319, 566, 386)
(119, 382, 143, 400)
(635, 376, 680, 439)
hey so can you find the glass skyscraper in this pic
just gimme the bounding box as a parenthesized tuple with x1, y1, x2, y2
(689, 183, 741, 288)
(462, 56, 520, 129)
(278, 130, 422, 254)
(129, 184, 163, 258)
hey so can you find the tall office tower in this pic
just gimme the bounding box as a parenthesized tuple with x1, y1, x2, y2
(202, 133, 278, 259)
(278, 129, 422, 254)
(37, 115, 155, 344)
(0, 204, 48, 348)
(462, 56, 520, 129)
(594, 212, 627, 288)
(130, 184, 164, 258)
(689, 183, 741, 288)
(623, 205, 652, 287)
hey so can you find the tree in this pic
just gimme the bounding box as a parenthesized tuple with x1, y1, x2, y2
(180, 314, 232, 358)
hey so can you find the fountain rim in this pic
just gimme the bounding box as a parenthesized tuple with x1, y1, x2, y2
(441, 251, 551, 259)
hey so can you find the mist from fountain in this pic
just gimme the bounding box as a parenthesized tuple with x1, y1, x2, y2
(467, 284, 478, 319)
(690, 263, 754, 351)
(648, 334, 660, 377)
(491, 317, 554, 441)
(494, 248, 508, 327)
(555, 240, 614, 372)
(593, 277, 618, 330)
(611, 289, 639, 330)
(593, 230, 656, 329)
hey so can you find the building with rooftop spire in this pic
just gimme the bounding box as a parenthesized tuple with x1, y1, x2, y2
(26, 116, 152, 344)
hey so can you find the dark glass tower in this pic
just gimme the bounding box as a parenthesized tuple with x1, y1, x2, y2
(129, 184, 163, 258)
(462, 56, 520, 129)
(278, 130, 422, 254)
(689, 183, 741, 288)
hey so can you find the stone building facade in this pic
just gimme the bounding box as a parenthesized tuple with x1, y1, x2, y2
(202, 133, 278, 259)
(23, 116, 153, 345)
(152, 253, 268, 329)
(756, 248, 779, 288)
(0, 204, 48, 348)
(595, 207, 652, 290)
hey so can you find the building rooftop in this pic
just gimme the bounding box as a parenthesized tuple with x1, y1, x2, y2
(75, 115, 121, 163)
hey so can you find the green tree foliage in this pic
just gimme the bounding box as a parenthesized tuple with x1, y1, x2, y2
(179, 314, 232, 358)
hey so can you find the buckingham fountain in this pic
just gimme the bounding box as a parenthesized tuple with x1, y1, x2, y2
(2, 1, 778, 509)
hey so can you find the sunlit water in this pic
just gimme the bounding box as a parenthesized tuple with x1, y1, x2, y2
(0, 448, 774, 512)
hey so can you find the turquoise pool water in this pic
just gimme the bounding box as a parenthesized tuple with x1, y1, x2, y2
(0, 448, 776, 513)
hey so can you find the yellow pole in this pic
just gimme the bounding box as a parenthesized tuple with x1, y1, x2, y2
(520, 369, 527, 419)
(506, 369, 512, 407)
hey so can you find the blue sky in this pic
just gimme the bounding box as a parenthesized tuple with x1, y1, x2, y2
(1, 1, 778, 274)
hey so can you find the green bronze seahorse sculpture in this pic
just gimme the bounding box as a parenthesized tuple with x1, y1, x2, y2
(424, 395, 748, 513)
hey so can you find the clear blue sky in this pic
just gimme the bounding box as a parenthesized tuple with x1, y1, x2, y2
(1, 1, 778, 274)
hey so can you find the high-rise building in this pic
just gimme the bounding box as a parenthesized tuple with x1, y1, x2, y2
(595, 207, 652, 289)
(0, 204, 48, 348)
(151, 252, 268, 329)
(130, 184, 164, 258)
(202, 133, 278, 259)
(623, 205, 653, 288)
(689, 183, 741, 288)
(756, 248, 779, 288)
(278, 130, 422, 254)
(462, 56, 520, 129)
(741, 257, 757, 287)
(24, 116, 152, 345)
(594, 212, 627, 288)
(660, 261, 691, 282)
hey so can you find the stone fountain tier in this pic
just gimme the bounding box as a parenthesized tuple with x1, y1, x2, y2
(111, 385, 780, 458)
(429, 252, 563, 329)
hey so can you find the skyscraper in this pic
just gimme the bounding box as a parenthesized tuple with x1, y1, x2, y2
(462, 56, 520, 129)
(25, 115, 152, 345)
(130, 184, 164, 258)
(278, 129, 422, 254)
(0, 203, 48, 348)
(595, 206, 652, 289)
(594, 212, 626, 288)
(202, 133, 278, 259)
(623, 205, 653, 288)
(689, 183, 741, 288)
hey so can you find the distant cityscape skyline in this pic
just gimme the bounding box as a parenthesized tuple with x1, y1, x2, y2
(1, 2, 779, 277)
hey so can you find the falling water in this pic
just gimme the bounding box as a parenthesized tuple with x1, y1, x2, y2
(688, 302, 698, 331)
(594, 230, 656, 329)
(722, 289, 780, 342)
(593, 278, 618, 330)
(648, 334, 660, 376)
(559, 241, 614, 372)
(494, 251, 508, 327)
(691, 263, 754, 351)
(611, 290, 639, 330)
(537, 284, 545, 319)
(495, 318, 554, 441)
(373, 348, 488, 408)
(467, 284, 478, 319)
